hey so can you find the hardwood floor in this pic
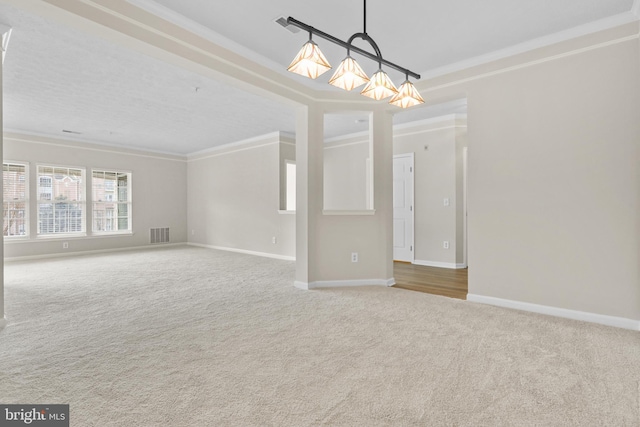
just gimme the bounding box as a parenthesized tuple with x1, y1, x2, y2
(393, 262, 468, 300)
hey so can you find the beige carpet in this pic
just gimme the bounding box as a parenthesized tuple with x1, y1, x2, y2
(1, 246, 639, 426)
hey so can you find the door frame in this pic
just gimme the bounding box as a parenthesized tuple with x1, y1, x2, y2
(462, 147, 468, 268)
(393, 153, 415, 263)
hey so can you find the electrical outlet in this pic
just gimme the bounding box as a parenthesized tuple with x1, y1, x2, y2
(443, 241, 449, 249)
(351, 252, 358, 263)
(444, 198, 450, 207)
(272, 236, 277, 244)
(63, 242, 69, 249)
(191, 229, 195, 236)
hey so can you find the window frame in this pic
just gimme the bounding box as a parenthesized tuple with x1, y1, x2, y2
(36, 164, 87, 237)
(91, 169, 132, 235)
(3, 161, 30, 239)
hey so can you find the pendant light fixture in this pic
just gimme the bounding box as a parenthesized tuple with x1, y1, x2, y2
(287, 37, 332, 79)
(361, 68, 398, 100)
(389, 75, 425, 108)
(328, 56, 369, 91)
(285, 0, 423, 108)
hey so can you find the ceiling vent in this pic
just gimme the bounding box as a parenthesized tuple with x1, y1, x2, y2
(274, 17, 300, 34)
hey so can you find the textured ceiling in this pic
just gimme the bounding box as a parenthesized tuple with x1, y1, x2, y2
(0, 0, 637, 155)
(0, 3, 296, 155)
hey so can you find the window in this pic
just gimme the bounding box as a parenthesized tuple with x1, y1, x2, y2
(286, 161, 296, 211)
(37, 165, 85, 235)
(92, 170, 131, 233)
(3, 162, 28, 237)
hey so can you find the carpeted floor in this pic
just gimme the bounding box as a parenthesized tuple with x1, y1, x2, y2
(1, 246, 639, 426)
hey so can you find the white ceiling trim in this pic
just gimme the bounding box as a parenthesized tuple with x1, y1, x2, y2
(187, 131, 294, 161)
(394, 124, 467, 140)
(393, 113, 467, 136)
(420, 33, 639, 94)
(324, 139, 368, 150)
(4, 132, 188, 162)
(422, 11, 639, 80)
(324, 114, 467, 145)
(125, 0, 315, 89)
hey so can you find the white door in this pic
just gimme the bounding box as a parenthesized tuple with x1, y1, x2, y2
(393, 154, 414, 262)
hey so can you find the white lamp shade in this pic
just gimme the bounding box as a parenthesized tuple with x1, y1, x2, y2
(389, 80, 425, 108)
(360, 69, 398, 100)
(287, 40, 332, 79)
(328, 56, 370, 91)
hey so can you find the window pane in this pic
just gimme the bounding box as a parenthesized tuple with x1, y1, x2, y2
(4, 201, 27, 236)
(39, 203, 54, 234)
(92, 170, 131, 233)
(118, 217, 128, 230)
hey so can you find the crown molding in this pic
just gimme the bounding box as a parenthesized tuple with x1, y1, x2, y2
(187, 131, 291, 160)
(393, 114, 462, 132)
(3, 130, 187, 161)
(422, 11, 639, 80)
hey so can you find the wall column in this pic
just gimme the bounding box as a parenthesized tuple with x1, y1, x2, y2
(295, 102, 395, 288)
(371, 106, 395, 283)
(294, 103, 324, 288)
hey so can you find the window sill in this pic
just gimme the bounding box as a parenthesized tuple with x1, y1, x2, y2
(277, 210, 376, 216)
(91, 231, 134, 238)
(323, 210, 376, 216)
(36, 233, 88, 240)
(3, 236, 31, 242)
(5, 232, 134, 244)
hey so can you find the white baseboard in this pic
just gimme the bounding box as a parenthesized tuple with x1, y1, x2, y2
(467, 294, 640, 331)
(4, 243, 186, 262)
(295, 278, 395, 290)
(188, 243, 295, 261)
(414, 259, 467, 269)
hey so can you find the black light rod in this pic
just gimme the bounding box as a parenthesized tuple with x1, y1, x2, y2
(286, 17, 421, 80)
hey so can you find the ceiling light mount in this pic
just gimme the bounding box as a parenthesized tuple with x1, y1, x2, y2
(286, 0, 423, 107)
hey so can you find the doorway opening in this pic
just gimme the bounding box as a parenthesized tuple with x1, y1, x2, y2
(391, 98, 468, 299)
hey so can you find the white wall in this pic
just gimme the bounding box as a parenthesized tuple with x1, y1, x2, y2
(423, 22, 640, 321)
(187, 132, 295, 259)
(3, 133, 188, 259)
(323, 135, 370, 211)
(393, 117, 468, 267)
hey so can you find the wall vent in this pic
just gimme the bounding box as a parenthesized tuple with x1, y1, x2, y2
(150, 227, 170, 244)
